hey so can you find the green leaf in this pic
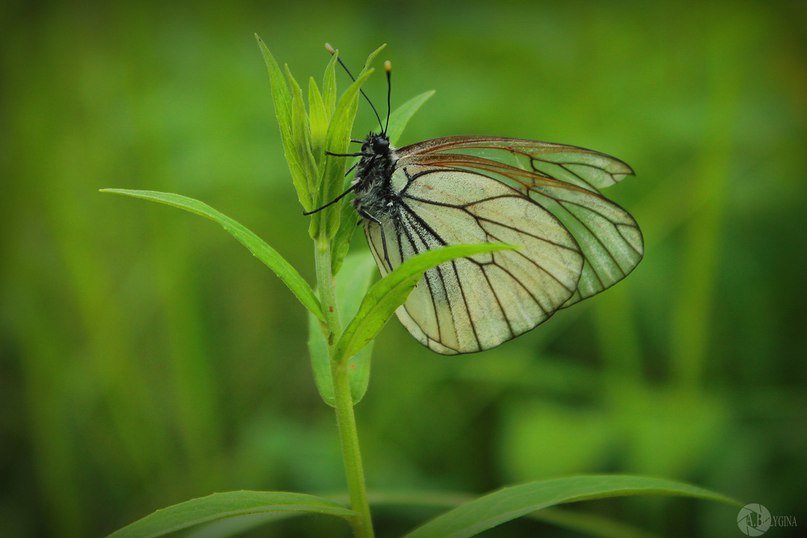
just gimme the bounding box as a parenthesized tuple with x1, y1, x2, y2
(530, 507, 657, 538)
(308, 253, 377, 406)
(330, 197, 360, 275)
(406, 475, 740, 538)
(386, 90, 435, 146)
(362, 43, 387, 71)
(333, 243, 517, 363)
(286, 65, 318, 195)
(322, 50, 338, 117)
(307, 312, 331, 403)
(254, 35, 291, 134)
(363, 491, 656, 538)
(100, 189, 325, 322)
(107, 490, 354, 538)
(308, 77, 327, 159)
(185, 513, 304, 538)
(255, 35, 312, 211)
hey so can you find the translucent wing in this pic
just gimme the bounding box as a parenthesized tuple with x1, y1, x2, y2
(365, 166, 584, 354)
(396, 139, 643, 308)
(397, 136, 634, 192)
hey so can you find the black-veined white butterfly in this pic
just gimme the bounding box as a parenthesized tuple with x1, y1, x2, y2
(309, 47, 643, 355)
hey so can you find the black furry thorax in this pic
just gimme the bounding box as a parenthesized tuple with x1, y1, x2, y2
(352, 132, 399, 222)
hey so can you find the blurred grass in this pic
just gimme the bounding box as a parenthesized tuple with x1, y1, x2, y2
(1, 1, 805, 537)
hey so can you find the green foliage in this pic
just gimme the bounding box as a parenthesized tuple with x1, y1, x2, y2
(107, 491, 355, 538)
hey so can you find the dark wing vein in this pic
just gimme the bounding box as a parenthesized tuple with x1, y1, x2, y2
(451, 259, 481, 349)
(365, 223, 390, 274)
(400, 204, 456, 349)
(479, 266, 516, 338)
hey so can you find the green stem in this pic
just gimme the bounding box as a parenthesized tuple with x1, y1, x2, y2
(331, 358, 374, 537)
(314, 238, 374, 538)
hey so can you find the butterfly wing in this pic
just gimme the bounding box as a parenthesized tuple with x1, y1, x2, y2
(397, 136, 635, 192)
(396, 137, 643, 308)
(365, 164, 584, 354)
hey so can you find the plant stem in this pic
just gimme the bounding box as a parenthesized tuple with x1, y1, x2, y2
(331, 358, 374, 537)
(314, 238, 374, 538)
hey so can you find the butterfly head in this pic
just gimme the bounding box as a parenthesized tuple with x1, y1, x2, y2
(363, 133, 391, 157)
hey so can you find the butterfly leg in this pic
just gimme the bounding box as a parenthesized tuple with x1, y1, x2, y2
(344, 161, 359, 177)
(326, 151, 367, 157)
(360, 209, 393, 272)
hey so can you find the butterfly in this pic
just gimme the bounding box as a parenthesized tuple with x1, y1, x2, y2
(309, 48, 643, 355)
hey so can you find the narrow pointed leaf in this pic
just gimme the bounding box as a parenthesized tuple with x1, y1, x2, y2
(255, 36, 313, 210)
(386, 90, 435, 146)
(255, 36, 291, 135)
(308, 253, 377, 406)
(331, 196, 360, 275)
(186, 513, 292, 538)
(108, 490, 354, 538)
(406, 475, 740, 538)
(286, 65, 318, 194)
(364, 491, 656, 538)
(529, 507, 657, 538)
(362, 43, 387, 69)
(307, 311, 331, 403)
(308, 76, 328, 159)
(322, 51, 338, 116)
(333, 243, 517, 363)
(101, 189, 325, 322)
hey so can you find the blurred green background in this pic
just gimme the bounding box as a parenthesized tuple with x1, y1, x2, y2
(1, 1, 805, 536)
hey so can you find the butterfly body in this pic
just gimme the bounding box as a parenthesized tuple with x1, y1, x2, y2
(353, 133, 399, 223)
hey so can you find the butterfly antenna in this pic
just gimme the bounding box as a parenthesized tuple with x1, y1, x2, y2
(325, 43, 384, 133)
(383, 60, 392, 135)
